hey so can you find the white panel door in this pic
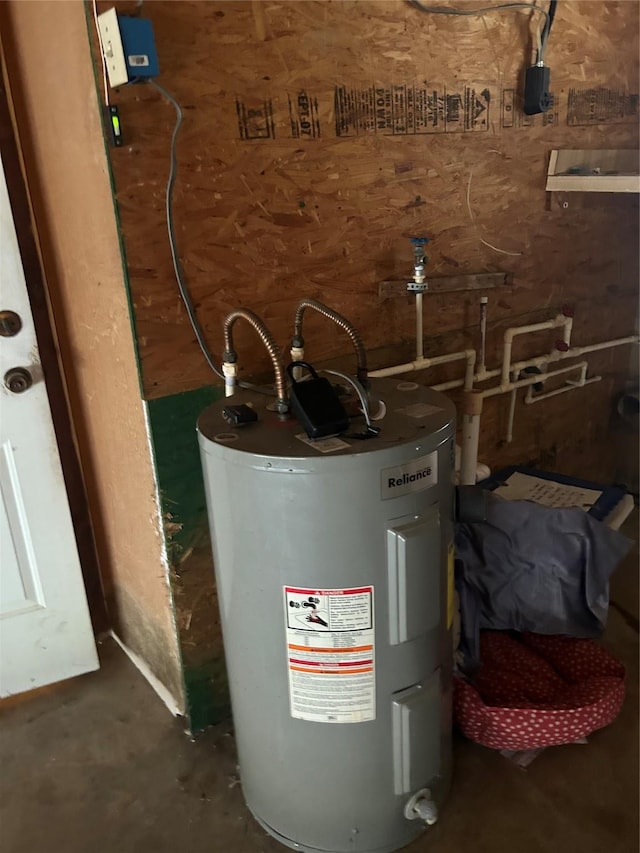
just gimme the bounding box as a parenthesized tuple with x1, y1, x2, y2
(0, 151, 98, 696)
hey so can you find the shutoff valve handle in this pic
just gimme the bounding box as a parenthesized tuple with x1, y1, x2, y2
(408, 236, 430, 292)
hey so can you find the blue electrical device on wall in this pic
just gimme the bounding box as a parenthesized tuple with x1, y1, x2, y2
(117, 15, 160, 81)
(97, 8, 159, 87)
(96, 8, 160, 147)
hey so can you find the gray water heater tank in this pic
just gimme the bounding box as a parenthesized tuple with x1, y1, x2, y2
(197, 378, 456, 853)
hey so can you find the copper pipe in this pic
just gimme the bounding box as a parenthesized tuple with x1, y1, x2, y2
(223, 308, 288, 412)
(293, 299, 368, 384)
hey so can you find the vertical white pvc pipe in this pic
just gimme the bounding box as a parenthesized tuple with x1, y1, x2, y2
(505, 367, 519, 442)
(506, 388, 517, 443)
(501, 334, 514, 387)
(479, 296, 488, 374)
(460, 414, 481, 485)
(460, 391, 483, 486)
(463, 350, 477, 391)
(416, 292, 424, 360)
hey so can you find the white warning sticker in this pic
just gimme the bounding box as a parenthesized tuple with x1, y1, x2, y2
(295, 433, 351, 453)
(397, 402, 444, 419)
(283, 586, 375, 723)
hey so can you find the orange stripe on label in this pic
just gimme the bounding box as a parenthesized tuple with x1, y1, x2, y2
(288, 644, 373, 653)
(290, 666, 374, 675)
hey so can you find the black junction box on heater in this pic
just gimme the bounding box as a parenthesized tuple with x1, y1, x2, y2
(287, 362, 350, 440)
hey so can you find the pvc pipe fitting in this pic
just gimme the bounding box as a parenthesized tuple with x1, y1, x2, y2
(463, 389, 484, 417)
(290, 346, 305, 381)
(501, 315, 566, 386)
(222, 361, 238, 397)
(460, 390, 483, 486)
(370, 350, 476, 383)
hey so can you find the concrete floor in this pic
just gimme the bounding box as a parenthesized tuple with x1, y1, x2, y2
(1, 517, 638, 853)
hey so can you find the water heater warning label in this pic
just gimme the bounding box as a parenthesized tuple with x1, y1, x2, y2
(283, 586, 375, 723)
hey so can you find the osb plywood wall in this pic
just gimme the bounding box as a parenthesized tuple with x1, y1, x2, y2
(104, 0, 638, 477)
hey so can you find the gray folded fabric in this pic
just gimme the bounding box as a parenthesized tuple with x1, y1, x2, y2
(455, 493, 632, 667)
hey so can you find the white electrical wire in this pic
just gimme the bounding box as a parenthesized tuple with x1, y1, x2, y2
(538, 0, 557, 62)
(466, 171, 523, 257)
(321, 370, 375, 429)
(409, 1, 549, 64)
(92, 0, 110, 106)
(535, 18, 543, 63)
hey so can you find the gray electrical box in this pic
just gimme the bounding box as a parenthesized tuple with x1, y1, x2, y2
(198, 378, 456, 853)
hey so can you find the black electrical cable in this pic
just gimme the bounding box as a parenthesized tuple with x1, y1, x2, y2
(409, 1, 549, 63)
(541, 0, 557, 41)
(540, 0, 557, 61)
(149, 80, 275, 395)
(148, 80, 224, 381)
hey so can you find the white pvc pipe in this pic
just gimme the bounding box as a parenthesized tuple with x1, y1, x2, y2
(434, 334, 639, 393)
(460, 413, 481, 485)
(458, 341, 635, 490)
(524, 361, 602, 404)
(562, 316, 573, 347)
(463, 350, 477, 391)
(370, 358, 431, 379)
(528, 361, 586, 398)
(479, 296, 488, 374)
(416, 292, 424, 361)
(501, 315, 567, 386)
(524, 375, 602, 403)
(507, 359, 587, 442)
(507, 334, 638, 378)
(563, 335, 638, 358)
(482, 361, 594, 399)
(370, 349, 476, 385)
(431, 378, 465, 392)
(368, 316, 636, 491)
(506, 390, 517, 442)
(459, 391, 483, 486)
(506, 378, 518, 443)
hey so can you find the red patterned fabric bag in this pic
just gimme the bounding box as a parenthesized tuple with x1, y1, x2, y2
(454, 631, 625, 750)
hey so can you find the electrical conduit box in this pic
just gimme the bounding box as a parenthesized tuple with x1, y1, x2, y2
(97, 8, 159, 88)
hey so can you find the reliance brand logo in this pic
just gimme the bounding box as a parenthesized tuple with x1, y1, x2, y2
(388, 466, 432, 489)
(381, 451, 437, 500)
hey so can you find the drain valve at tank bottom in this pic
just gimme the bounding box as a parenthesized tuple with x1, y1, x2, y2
(404, 789, 438, 826)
